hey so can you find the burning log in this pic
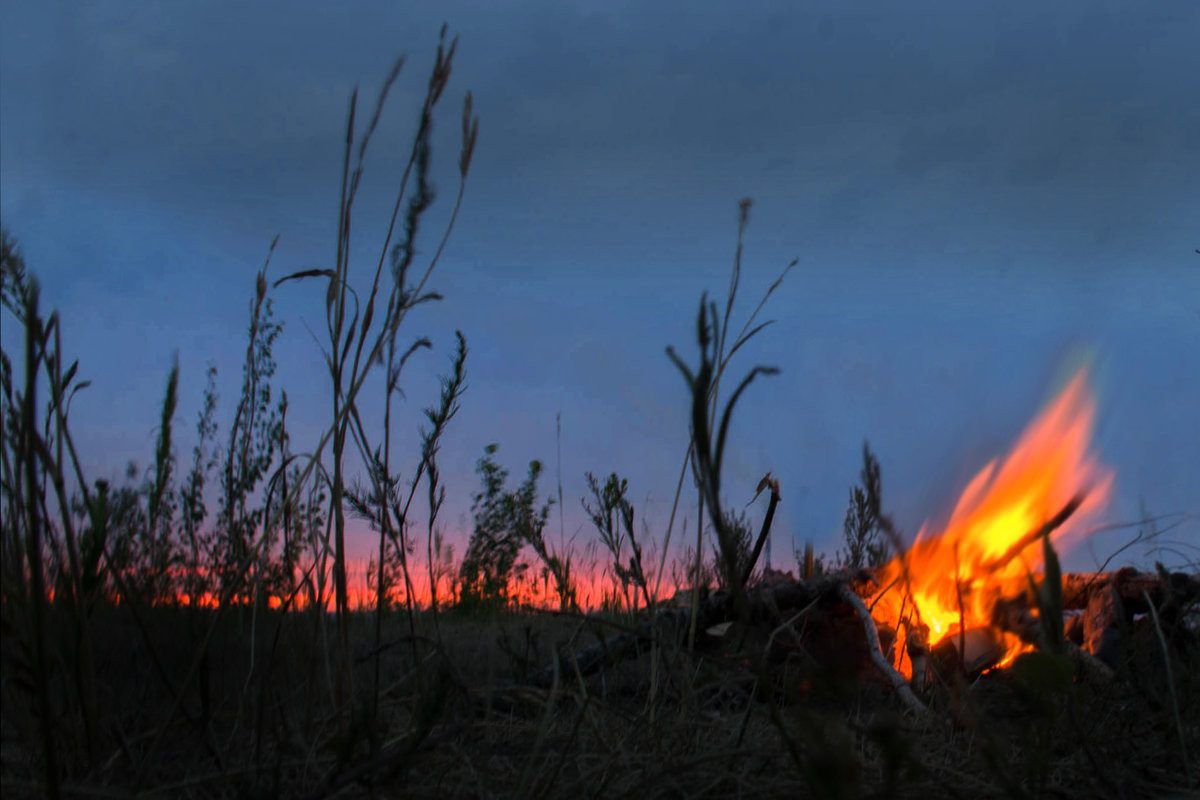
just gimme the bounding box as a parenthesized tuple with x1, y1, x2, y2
(930, 627, 1006, 678)
(990, 594, 1041, 644)
(921, 567, 1200, 670)
(963, 561, 1171, 621)
(1082, 581, 1123, 668)
(906, 624, 930, 693)
(528, 567, 1194, 705)
(992, 568, 1199, 670)
(991, 591, 1117, 683)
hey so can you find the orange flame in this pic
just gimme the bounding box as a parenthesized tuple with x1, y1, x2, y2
(869, 369, 1113, 675)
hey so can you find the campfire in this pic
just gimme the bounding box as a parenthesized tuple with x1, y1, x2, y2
(867, 368, 1115, 679)
(553, 366, 1198, 718)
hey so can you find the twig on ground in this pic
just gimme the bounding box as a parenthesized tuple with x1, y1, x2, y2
(836, 583, 930, 717)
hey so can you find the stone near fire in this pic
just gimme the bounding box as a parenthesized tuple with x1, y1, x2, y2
(931, 626, 1007, 678)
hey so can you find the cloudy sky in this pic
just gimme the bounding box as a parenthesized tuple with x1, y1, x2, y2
(2, 0, 1197, 579)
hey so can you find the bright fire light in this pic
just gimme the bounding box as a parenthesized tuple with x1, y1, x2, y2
(868, 368, 1114, 675)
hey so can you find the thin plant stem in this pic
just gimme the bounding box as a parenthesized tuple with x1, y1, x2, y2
(1144, 590, 1192, 787)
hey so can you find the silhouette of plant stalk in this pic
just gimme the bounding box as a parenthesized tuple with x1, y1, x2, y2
(584, 472, 652, 616)
(663, 198, 795, 647)
(667, 292, 780, 624)
(273, 27, 476, 729)
(422, 332, 468, 642)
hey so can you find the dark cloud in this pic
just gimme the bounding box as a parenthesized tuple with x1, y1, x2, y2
(2, 0, 1197, 569)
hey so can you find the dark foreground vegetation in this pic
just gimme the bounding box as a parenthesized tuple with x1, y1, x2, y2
(2, 32, 1197, 799)
(2, 597, 1197, 798)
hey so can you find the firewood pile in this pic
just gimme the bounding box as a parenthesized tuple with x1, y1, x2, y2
(536, 566, 1200, 716)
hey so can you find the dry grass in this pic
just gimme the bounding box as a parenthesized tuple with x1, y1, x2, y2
(3, 601, 1196, 798)
(2, 29, 1198, 800)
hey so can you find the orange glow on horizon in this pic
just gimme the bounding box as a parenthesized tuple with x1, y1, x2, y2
(156, 556, 680, 613)
(84, 371, 1113, 641)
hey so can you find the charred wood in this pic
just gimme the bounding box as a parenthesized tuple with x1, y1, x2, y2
(1060, 568, 1200, 613)
(991, 593, 1116, 683)
(1083, 581, 1123, 669)
(991, 594, 1041, 644)
(529, 568, 1196, 692)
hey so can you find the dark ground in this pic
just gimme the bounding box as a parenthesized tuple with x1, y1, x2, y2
(2, 597, 1197, 798)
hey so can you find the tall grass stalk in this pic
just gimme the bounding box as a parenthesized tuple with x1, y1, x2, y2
(422, 331, 468, 643)
(1145, 589, 1193, 786)
(274, 27, 477, 732)
(20, 280, 61, 798)
(668, 292, 779, 622)
(0, 30, 478, 792)
(660, 199, 794, 648)
(219, 239, 281, 607)
(48, 309, 101, 765)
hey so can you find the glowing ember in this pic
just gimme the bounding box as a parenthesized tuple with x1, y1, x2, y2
(869, 369, 1114, 675)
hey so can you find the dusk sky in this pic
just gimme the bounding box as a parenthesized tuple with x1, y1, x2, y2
(2, 1, 1197, 580)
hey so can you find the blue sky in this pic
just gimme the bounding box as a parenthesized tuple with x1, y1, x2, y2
(2, 0, 1197, 576)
